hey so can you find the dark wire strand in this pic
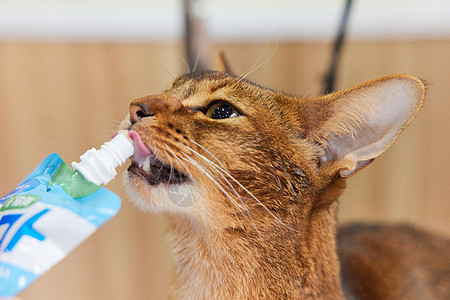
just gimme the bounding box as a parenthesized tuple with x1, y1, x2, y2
(323, 0, 353, 94)
(184, 0, 209, 72)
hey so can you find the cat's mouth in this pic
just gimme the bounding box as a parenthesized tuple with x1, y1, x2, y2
(127, 131, 189, 186)
(128, 159, 189, 186)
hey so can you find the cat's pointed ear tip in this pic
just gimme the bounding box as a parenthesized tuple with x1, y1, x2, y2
(360, 74, 426, 112)
(391, 74, 427, 111)
(384, 74, 426, 94)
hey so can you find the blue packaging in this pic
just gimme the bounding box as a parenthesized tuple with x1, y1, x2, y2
(0, 153, 121, 297)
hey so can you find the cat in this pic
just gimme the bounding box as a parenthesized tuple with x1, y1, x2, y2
(120, 70, 449, 299)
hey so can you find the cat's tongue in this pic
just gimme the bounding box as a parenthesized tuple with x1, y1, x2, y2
(128, 130, 152, 162)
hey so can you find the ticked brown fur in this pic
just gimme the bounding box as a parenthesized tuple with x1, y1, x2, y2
(121, 71, 449, 299)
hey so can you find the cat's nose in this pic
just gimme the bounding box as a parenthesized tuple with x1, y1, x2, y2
(129, 102, 154, 123)
(129, 95, 181, 124)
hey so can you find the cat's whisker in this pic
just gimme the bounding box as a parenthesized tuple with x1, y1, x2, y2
(190, 140, 227, 168)
(110, 119, 124, 126)
(185, 140, 261, 231)
(179, 152, 247, 213)
(96, 129, 120, 135)
(156, 160, 165, 177)
(179, 144, 245, 208)
(184, 144, 255, 210)
(162, 148, 175, 184)
(184, 144, 300, 233)
(179, 152, 255, 237)
(164, 143, 198, 186)
(163, 145, 201, 205)
(179, 150, 261, 236)
(206, 164, 261, 236)
(178, 154, 251, 237)
(179, 149, 259, 232)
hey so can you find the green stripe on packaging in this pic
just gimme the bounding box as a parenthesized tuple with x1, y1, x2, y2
(49, 162, 100, 198)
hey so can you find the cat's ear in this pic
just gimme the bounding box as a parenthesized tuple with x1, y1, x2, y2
(307, 75, 425, 177)
(216, 51, 233, 74)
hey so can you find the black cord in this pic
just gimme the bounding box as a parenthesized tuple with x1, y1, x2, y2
(184, 0, 209, 72)
(323, 0, 353, 94)
(184, 0, 196, 71)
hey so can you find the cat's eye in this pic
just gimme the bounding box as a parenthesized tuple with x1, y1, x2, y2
(205, 102, 240, 119)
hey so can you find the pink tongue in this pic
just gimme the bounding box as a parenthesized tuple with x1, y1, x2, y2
(128, 130, 152, 161)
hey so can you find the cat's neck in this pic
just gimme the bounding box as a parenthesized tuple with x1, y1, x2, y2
(166, 181, 345, 299)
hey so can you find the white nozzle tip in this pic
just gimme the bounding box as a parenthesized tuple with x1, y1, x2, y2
(72, 131, 135, 185)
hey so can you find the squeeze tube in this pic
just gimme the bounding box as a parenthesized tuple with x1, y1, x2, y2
(0, 131, 133, 297)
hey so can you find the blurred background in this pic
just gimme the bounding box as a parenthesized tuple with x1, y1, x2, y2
(0, 0, 449, 299)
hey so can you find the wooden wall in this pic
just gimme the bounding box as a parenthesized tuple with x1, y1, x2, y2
(0, 40, 448, 299)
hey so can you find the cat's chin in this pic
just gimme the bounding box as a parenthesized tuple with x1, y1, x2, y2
(122, 171, 202, 214)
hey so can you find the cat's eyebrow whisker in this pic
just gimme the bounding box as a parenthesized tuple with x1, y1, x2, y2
(192, 49, 202, 74)
(232, 38, 279, 87)
(155, 64, 176, 82)
(184, 144, 300, 233)
(179, 152, 256, 237)
(234, 45, 268, 84)
(177, 51, 191, 73)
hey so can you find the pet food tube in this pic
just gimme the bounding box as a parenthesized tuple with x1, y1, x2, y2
(0, 131, 133, 297)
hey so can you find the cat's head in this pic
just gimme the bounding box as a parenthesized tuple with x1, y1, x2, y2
(120, 71, 424, 232)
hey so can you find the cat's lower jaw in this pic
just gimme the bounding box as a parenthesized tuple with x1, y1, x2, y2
(123, 170, 202, 214)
